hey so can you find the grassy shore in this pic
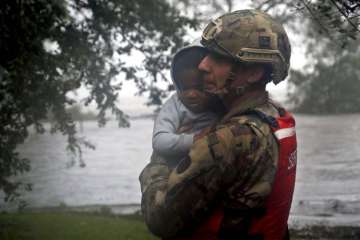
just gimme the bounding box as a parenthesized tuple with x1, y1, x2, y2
(1, 211, 359, 240)
(0, 212, 158, 240)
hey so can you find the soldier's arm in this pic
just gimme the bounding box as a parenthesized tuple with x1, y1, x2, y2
(141, 120, 272, 238)
(217, 117, 279, 238)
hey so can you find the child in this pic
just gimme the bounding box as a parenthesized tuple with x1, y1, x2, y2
(152, 45, 219, 167)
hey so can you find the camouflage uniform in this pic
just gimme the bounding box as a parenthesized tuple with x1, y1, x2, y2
(140, 9, 293, 239)
(140, 92, 281, 239)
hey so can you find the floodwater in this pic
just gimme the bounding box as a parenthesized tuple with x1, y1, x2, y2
(290, 114, 360, 227)
(1, 114, 360, 227)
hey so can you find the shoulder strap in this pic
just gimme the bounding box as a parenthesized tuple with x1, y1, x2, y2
(268, 100, 286, 117)
(241, 109, 279, 129)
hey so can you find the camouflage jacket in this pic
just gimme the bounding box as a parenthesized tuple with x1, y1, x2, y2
(139, 92, 280, 239)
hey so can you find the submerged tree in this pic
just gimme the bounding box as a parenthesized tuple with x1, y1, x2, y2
(0, 0, 197, 200)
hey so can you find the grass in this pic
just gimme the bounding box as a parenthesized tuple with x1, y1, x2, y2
(1, 211, 359, 240)
(0, 212, 159, 240)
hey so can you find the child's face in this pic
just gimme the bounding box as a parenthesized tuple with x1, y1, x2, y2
(179, 69, 203, 91)
(178, 69, 211, 113)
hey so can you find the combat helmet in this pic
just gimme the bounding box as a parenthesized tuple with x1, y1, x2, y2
(201, 9, 291, 85)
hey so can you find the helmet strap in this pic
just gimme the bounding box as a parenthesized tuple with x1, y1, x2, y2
(234, 86, 247, 96)
(227, 81, 266, 101)
(224, 66, 246, 97)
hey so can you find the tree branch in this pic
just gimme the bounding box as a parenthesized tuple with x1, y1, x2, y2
(330, 0, 360, 33)
(300, 0, 334, 39)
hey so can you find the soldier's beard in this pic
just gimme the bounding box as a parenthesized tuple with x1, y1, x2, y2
(206, 92, 226, 116)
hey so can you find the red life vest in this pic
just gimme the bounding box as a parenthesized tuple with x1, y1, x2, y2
(248, 110, 297, 239)
(186, 110, 297, 240)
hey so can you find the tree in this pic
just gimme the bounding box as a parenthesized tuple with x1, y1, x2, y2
(175, 0, 235, 20)
(289, 52, 360, 113)
(252, 0, 360, 113)
(287, 0, 360, 113)
(253, 0, 360, 45)
(279, 1, 360, 113)
(0, 0, 197, 200)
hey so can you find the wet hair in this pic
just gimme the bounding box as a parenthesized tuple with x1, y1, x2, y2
(172, 47, 208, 91)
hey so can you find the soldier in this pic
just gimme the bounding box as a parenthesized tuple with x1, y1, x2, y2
(140, 9, 297, 240)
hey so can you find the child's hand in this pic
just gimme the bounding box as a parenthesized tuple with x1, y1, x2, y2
(177, 123, 193, 134)
(194, 126, 212, 141)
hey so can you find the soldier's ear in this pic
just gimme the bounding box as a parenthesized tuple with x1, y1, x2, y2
(247, 65, 265, 84)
